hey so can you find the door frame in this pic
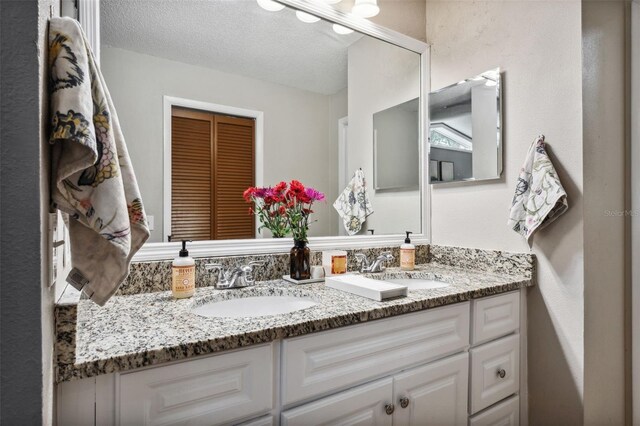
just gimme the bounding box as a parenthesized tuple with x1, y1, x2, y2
(632, 1, 639, 423)
(163, 96, 264, 242)
(337, 117, 349, 236)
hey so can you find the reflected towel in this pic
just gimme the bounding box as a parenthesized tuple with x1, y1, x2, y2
(49, 17, 149, 306)
(508, 135, 568, 240)
(333, 169, 374, 235)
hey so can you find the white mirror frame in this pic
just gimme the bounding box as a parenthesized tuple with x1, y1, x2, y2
(81, 0, 431, 261)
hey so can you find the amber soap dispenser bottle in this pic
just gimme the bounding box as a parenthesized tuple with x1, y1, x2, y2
(172, 240, 195, 299)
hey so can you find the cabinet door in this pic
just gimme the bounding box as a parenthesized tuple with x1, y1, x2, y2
(281, 377, 393, 426)
(392, 353, 469, 426)
(118, 345, 273, 426)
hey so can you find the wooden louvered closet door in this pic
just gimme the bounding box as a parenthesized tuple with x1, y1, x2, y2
(171, 107, 255, 241)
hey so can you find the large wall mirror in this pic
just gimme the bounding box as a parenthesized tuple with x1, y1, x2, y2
(99, 0, 428, 256)
(428, 68, 502, 184)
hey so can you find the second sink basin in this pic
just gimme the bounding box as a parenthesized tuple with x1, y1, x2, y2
(384, 277, 450, 290)
(192, 290, 317, 319)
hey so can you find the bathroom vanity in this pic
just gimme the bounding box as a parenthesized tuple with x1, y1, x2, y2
(55, 1, 525, 424)
(56, 255, 531, 426)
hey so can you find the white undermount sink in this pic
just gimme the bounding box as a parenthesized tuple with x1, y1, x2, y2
(192, 294, 317, 319)
(384, 277, 450, 290)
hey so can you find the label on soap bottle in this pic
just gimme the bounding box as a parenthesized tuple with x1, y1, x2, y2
(172, 265, 195, 297)
(400, 248, 415, 270)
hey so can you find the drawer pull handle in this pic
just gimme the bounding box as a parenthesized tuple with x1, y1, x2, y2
(399, 397, 410, 409)
(385, 403, 395, 415)
(497, 368, 507, 379)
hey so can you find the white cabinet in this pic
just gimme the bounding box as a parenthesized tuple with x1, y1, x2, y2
(393, 353, 469, 426)
(282, 303, 469, 406)
(281, 377, 394, 426)
(57, 290, 526, 426)
(282, 353, 469, 426)
(117, 344, 273, 426)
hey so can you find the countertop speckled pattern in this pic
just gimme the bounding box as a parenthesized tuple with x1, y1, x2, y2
(59, 263, 533, 382)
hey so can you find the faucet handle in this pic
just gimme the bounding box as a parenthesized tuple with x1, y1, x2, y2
(380, 251, 394, 261)
(241, 261, 265, 283)
(354, 252, 370, 265)
(205, 263, 224, 274)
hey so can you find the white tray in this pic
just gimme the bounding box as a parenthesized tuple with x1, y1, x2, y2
(283, 275, 325, 285)
(325, 274, 408, 301)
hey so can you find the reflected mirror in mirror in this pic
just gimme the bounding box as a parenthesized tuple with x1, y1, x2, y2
(373, 98, 420, 191)
(428, 68, 502, 184)
(100, 0, 423, 243)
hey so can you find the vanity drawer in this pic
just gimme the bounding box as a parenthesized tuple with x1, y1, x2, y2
(281, 303, 470, 406)
(281, 377, 393, 426)
(118, 344, 273, 426)
(471, 291, 520, 345)
(469, 395, 519, 426)
(470, 334, 520, 414)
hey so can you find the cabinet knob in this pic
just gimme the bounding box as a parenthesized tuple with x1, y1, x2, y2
(497, 368, 507, 379)
(385, 403, 395, 415)
(399, 397, 410, 409)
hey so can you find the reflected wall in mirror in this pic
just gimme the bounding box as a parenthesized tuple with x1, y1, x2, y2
(428, 68, 502, 184)
(100, 0, 423, 243)
(373, 98, 420, 191)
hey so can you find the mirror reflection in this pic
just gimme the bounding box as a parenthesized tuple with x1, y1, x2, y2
(100, 0, 423, 243)
(374, 98, 420, 191)
(428, 68, 502, 184)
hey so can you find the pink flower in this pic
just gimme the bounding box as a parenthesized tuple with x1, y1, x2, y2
(304, 187, 325, 202)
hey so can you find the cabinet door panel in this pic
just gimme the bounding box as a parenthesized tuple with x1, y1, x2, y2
(393, 353, 469, 426)
(281, 377, 393, 426)
(118, 345, 273, 426)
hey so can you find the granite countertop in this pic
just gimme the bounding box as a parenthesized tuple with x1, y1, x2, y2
(58, 263, 533, 382)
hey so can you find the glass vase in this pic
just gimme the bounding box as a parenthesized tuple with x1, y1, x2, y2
(290, 239, 311, 280)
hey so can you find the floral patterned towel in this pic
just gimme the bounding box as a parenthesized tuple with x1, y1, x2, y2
(508, 135, 568, 240)
(333, 169, 374, 235)
(49, 17, 149, 306)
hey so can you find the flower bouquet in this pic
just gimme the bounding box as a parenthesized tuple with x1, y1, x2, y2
(244, 180, 325, 279)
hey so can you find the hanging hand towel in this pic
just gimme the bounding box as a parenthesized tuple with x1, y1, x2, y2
(333, 169, 374, 235)
(508, 135, 568, 240)
(49, 17, 150, 306)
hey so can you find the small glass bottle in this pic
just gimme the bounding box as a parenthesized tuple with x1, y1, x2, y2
(290, 240, 311, 280)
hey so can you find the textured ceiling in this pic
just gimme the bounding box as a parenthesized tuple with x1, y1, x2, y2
(101, 0, 364, 95)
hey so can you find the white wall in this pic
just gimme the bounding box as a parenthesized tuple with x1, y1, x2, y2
(347, 37, 422, 235)
(102, 47, 345, 242)
(581, 2, 628, 423)
(426, 1, 585, 423)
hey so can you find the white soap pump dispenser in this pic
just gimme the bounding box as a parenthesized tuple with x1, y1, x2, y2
(400, 231, 415, 271)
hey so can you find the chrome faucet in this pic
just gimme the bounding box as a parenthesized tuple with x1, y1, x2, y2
(205, 261, 265, 289)
(355, 251, 394, 273)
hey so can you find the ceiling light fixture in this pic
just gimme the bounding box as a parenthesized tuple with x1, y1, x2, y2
(256, 0, 285, 12)
(352, 0, 380, 18)
(296, 10, 321, 23)
(332, 24, 354, 35)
